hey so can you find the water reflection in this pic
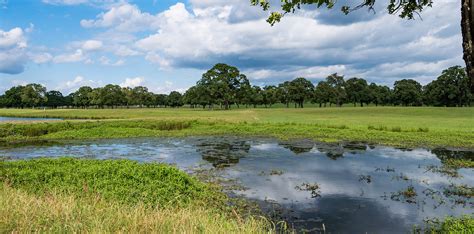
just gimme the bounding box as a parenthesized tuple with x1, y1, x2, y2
(195, 138, 250, 167)
(0, 137, 472, 233)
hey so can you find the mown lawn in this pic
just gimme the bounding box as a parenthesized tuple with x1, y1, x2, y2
(0, 107, 473, 148)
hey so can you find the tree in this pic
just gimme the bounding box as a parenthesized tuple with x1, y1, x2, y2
(154, 94, 168, 107)
(72, 86, 93, 108)
(20, 84, 47, 108)
(251, 0, 474, 93)
(313, 81, 331, 107)
(102, 84, 126, 107)
(167, 91, 183, 107)
(368, 83, 392, 106)
(199, 63, 249, 110)
(393, 79, 423, 106)
(45, 90, 65, 108)
(423, 66, 471, 106)
(123, 86, 150, 107)
(262, 85, 278, 107)
(250, 85, 263, 108)
(345, 78, 369, 107)
(2, 86, 24, 108)
(326, 73, 346, 107)
(277, 81, 292, 108)
(183, 86, 199, 108)
(289, 77, 314, 108)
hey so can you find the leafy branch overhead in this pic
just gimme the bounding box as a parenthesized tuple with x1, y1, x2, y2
(250, 0, 433, 25)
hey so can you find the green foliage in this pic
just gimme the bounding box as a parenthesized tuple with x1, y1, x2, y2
(422, 215, 474, 233)
(250, 0, 433, 26)
(0, 158, 221, 207)
(346, 77, 369, 107)
(1, 64, 471, 109)
(423, 66, 472, 107)
(393, 79, 423, 106)
(443, 158, 474, 169)
(326, 73, 347, 107)
(196, 63, 249, 110)
(0, 120, 192, 138)
(45, 90, 66, 108)
(289, 77, 314, 108)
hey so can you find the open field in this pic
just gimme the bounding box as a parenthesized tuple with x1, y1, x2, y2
(1, 107, 473, 148)
(0, 158, 271, 233)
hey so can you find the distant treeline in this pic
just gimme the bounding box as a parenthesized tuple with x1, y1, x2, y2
(0, 64, 472, 109)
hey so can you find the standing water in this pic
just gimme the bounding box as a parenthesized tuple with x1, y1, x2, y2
(1, 137, 472, 233)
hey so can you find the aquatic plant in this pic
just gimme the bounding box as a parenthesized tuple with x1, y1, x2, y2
(295, 182, 321, 198)
(391, 185, 417, 203)
(420, 215, 474, 233)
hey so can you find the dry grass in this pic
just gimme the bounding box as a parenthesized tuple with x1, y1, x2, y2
(0, 184, 271, 233)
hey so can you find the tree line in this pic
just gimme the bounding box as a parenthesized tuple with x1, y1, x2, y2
(0, 64, 471, 109)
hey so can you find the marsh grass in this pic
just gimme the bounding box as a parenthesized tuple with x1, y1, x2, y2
(420, 216, 474, 233)
(0, 184, 270, 233)
(0, 158, 220, 207)
(0, 158, 275, 233)
(444, 158, 474, 169)
(0, 107, 473, 148)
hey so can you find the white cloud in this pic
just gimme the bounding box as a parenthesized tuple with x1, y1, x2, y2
(144, 52, 171, 69)
(0, 27, 28, 74)
(99, 56, 124, 66)
(30, 52, 53, 64)
(0, 27, 27, 49)
(113, 45, 140, 56)
(53, 49, 86, 63)
(80, 3, 159, 32)
(81, 40, 103, 51)
(56, 75, 102, 94)
(120, 76, 144, 88)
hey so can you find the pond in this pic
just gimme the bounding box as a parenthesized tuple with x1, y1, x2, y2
(0, 116, 62, 122)
(1, 137, 472, 233)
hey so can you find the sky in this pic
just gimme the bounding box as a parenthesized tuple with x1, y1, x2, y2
(0, 0, 464, 95)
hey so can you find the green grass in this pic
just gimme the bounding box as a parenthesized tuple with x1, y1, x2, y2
(422, 216, 474, 233)
(0, 107, 473, 148)
(0, 158, 220, 206)
(0, 158, 272, 233)
(444, 158, 474, 169)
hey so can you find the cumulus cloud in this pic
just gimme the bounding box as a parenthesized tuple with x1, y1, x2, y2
(120, 76, 144, 88)
(99, 56, 124, 66)
(53, 49, 86, 63)
(18, 0, 463, 87)
(81, 40, 103, 51)
(30, 52, 53, 64)
(56, 75, 102, 94)
(132, 1, 462, 84)
(0, 27, 28, 74)
(80, 3, 159, 31)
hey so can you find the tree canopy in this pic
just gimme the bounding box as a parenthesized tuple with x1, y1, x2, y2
(0, 64, 471, 109)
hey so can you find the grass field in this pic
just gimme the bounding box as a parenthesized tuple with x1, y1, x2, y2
(0, 158, 271, 233)
(0, 107, 473, 148)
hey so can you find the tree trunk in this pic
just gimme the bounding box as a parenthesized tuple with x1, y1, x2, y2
(462, 0, 474, 93)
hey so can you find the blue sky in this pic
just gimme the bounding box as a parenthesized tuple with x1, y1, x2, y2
(0, 0, 463, 95)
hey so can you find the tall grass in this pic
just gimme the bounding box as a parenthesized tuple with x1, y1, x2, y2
(0, 107, 473, 148)
(0, 158, 273, 233)
(0, 184, 270, 233)
(1, 158, 219, 207)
